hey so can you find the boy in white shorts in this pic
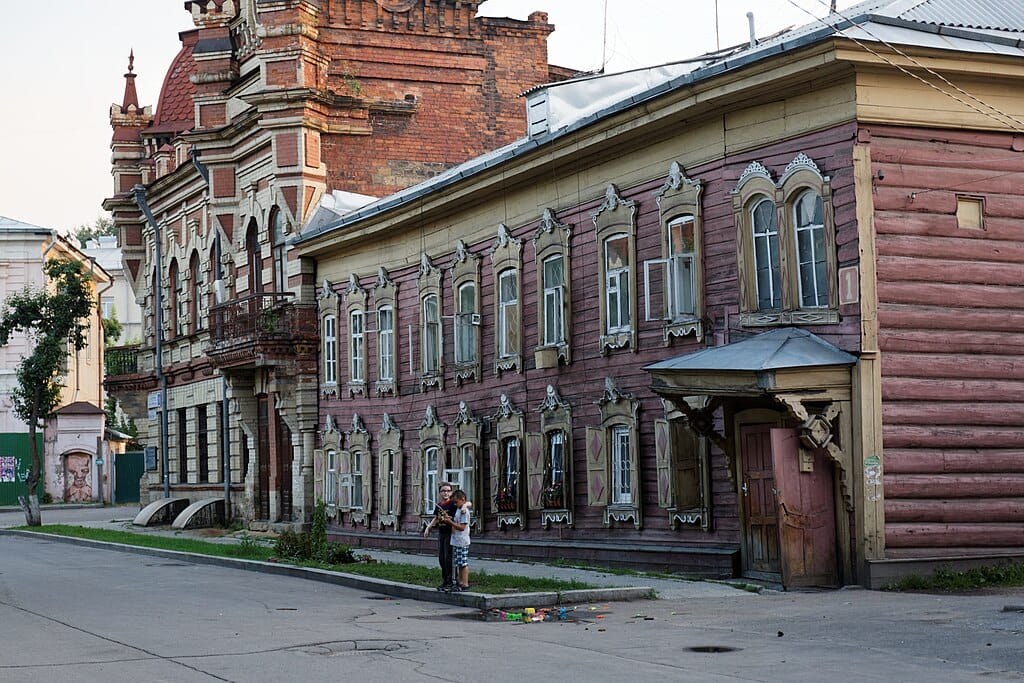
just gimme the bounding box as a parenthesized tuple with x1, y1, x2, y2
(448, 489, 471, 591)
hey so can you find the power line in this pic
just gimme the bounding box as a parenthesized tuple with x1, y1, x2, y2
(782, 0, 1024, 133)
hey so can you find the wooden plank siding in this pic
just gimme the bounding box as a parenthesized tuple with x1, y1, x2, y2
(869, 125, 1024, 556)
(317, 120, 862, 566)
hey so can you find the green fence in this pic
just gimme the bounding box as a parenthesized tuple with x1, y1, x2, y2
(0, 433, 45, 506)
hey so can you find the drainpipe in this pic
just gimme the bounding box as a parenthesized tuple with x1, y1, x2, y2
(132, 185, 170, 499)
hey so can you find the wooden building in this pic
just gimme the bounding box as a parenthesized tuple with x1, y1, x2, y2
(102, 0, 566, 526)
(295, 0, 1024, 587)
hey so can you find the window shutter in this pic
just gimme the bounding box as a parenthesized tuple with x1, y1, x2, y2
(525, 433, 544, 510)
(674, 421, 701, 510)
(654, 419, 672, 508)
(391, 450, 403, 517)
(628, 429, 642, 508)
(313, 449, 325, 505)
(361, 452, 373, 516)
(585, 426, 608, 506)
(644, 258, 670, 322)
(409, 450, 422, 518)
(338, 450, 352, 511)
(488, 440, 500, 513)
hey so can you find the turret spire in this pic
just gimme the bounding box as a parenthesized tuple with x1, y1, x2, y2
(121, 50, 139, 112)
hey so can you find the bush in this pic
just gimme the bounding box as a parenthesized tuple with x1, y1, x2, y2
(273, 502, 355, 565)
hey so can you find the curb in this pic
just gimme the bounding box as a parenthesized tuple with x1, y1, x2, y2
(1, 530, 654, 608)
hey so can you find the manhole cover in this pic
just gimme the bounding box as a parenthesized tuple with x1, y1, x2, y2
(688, 646, 740, 653)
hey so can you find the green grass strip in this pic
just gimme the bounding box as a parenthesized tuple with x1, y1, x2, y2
(18, 525, 598, 595)
(884, 560, 1024, 591)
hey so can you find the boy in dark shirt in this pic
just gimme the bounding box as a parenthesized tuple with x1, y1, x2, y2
(423, 482, 457, 590)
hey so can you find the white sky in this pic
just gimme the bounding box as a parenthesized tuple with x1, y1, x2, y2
(0, 0, 859, 233)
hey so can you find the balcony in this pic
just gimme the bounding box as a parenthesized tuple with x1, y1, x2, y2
(207, 293, 319, 372)
(104, 344, 157, 393)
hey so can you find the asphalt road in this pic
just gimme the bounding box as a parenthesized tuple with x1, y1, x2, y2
(2, 532, 1024, 682)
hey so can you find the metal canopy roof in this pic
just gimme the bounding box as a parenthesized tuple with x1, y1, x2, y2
(644, 328, 857, 374)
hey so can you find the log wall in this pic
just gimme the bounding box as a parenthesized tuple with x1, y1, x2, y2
(871, 125, 1024, 556)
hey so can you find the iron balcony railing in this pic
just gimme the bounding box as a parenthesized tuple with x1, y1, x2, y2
(105, 344, 142, 376)
(209, 292, 317, 344)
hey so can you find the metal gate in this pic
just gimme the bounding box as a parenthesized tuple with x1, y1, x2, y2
(114, 451, 145, 503)
(0, 434, 44, 506)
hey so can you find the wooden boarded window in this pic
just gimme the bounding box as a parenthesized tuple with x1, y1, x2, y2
(654, 417, 711, 530)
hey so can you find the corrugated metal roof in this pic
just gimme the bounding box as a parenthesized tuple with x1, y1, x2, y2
(644, 328, 857, 374)
(899, 0, 1024, 32)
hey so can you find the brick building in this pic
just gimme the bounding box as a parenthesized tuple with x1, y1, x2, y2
(104, 0, 568, 526)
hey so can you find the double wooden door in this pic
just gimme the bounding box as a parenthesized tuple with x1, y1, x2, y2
(739, 424, 837, 587)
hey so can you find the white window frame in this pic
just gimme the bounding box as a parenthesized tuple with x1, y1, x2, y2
(323, 314, 337, 385)
(497, 269, 519, 359)
(377, 306, 394, 382)
(503, 437, 520, 492)
(604, 235, 631, 334)
(383, 449, 396, 515)
(325, 449, 337, 505)
(349, 310, 364, 383)
(351, 450, 364, 509)
(422, 293, 441, 374)
(793, 189, 827, 308)
(454, 281, 478, 364)
(611, 424, 632, 505)
(542, 254, 565, 346)
(424, 446, 439, 514)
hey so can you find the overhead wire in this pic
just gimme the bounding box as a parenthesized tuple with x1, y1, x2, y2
(781, 0, 1024, 133)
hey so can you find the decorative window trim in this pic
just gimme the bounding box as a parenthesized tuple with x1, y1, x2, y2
(372, 267, 398, 396)
(649, 161, 704, 344)
(317, 279, 340, 396)
(417, 254, 444, 391)
(450, 240, 481, 384)
(490, 224, 522, 375)
(376, 412, 403, 530)
(270, 206, 289, 293)
(593, 184, 637, 354)
(413, 405, 447, 523)
(318, 414, 343, 516)
(655, 399, 712, 531)
(532, 208, 572, 368)
(344, 413, 372, 527)
(453, 401, 483, 532)
(489, 393, 525, 530)
(535, 385, 574, 529)
(344, 274, 368, 397)
(732, 154, 839, 327)
(586, 377, 642, 529)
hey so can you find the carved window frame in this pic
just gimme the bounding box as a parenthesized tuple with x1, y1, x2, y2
(316, 279, 340, 396)
(733, 155, 838, 327)
(414, 406, 447, 524)
(318, 415, 343, 517)
(376, 413, 403, 530)
(417, 254, 443, 390)
(449, 240, 481, 384)
(344, 413, 372, 527)
(585, 377, 641, 529)
(593, 184, 637, 354)
(532, 209, 572, 368)
(372, 267, 398, 396)
(490, 224, 522, 375)
(535, 385, 574, 529)
(343, 274, 367, 397)
(489, 394, 525, 530)
(452, 401, 483, 532)
(649, 162, 704, 343)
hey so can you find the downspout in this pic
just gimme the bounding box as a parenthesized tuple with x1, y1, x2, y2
(132, 185, 170, 499)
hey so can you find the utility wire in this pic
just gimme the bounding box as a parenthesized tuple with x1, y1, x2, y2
(782, 0, 1024, 133)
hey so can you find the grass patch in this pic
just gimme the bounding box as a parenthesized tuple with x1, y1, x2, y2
(884, 561, 1024, 592)
(18, 525, 597, 595)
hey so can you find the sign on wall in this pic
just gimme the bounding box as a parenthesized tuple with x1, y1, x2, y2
(0, 456, 15, 483)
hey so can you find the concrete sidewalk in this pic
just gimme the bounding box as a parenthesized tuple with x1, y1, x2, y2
(4, 507, 756, 604)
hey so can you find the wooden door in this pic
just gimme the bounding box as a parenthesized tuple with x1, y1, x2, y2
(771, 428, 838, 587)
(740, 424, 781, 580)
(256, 395, 270, 520)
(277, 410, 293, 520)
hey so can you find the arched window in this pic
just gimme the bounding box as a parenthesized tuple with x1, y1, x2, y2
(271, 208, 287, 292)
(497, 269, 519, 358)
(245, 220, 262, 294)
(793, 189, 827, 308)
(322, 314, 337, 385)
(455, 281, 477, 364)
(350, 310, 364, 383)
(189, 251, 203, 333)
(169, 259, 185, 337)
(751, 197, 781, 311)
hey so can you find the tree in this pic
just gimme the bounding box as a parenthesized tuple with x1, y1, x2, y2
(74, 215, 116, 246)
(102, 309, 123, 346)
(0, 259, 94, 526)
